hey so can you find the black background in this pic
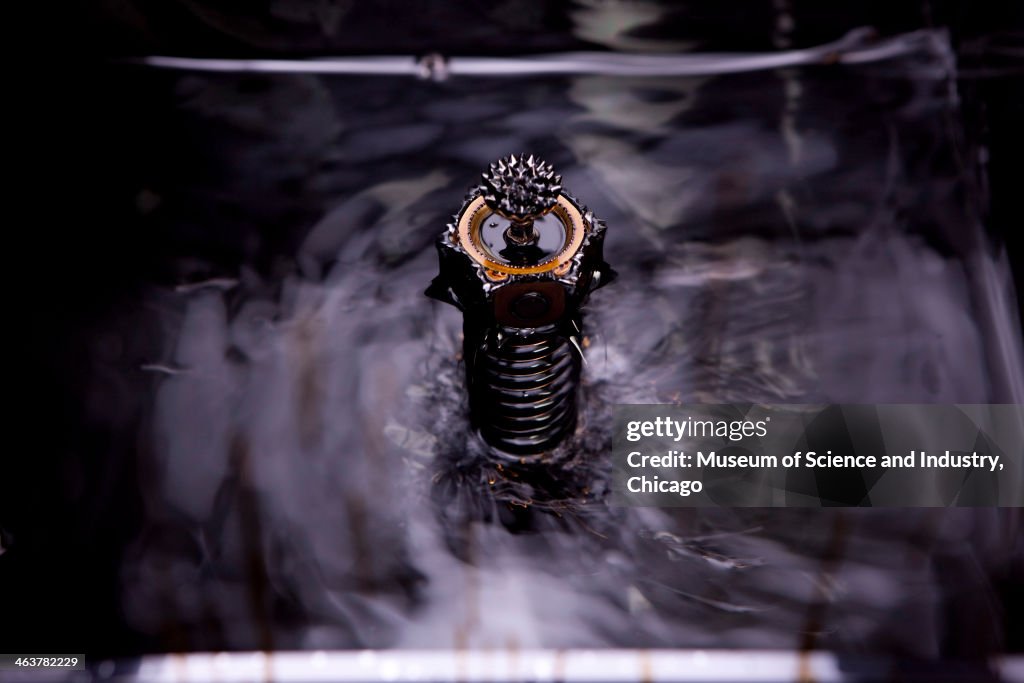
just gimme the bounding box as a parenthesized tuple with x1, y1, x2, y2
(7, 0, 1023, 656)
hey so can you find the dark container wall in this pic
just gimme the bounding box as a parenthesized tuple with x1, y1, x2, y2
(7, 0, 1023, 659)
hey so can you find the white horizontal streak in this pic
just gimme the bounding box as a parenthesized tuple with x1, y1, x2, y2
(127, 649, 1023, 682)
(130, 28, 951, 79)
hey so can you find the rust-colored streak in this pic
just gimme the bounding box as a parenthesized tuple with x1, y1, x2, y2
(293, 315, 324, 451)
(639, 649, 653, 683)
(228, 432, 276, 654)
(343, 493, 375, 593)
(797, 511, 850, 683)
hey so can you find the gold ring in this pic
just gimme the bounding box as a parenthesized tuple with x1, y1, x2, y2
(456, 195, 586, 276)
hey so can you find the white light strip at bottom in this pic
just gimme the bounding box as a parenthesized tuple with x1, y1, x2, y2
(127, 650, 1024, 682)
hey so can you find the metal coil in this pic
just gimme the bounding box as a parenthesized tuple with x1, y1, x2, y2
(465, 320, 581, 455)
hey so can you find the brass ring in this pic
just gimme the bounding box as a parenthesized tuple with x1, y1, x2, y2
(456, 195, 585, 276)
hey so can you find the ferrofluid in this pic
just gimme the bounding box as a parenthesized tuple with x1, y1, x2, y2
(427, 155, 613, 456)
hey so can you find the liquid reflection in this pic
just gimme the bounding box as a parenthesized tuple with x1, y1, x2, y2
(115, 33, 1023, 657)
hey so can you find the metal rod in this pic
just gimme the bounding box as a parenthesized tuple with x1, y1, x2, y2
(124, 28, 952, 79)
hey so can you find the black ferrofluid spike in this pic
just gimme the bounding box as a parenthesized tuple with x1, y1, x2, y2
(427, 155, 613, 456)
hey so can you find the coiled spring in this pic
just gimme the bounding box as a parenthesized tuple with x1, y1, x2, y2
(466, 319, 582, 455)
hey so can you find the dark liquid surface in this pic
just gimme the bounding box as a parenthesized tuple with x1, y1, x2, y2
(480, 211, 568, 266)
(15, 10, 1024, 658)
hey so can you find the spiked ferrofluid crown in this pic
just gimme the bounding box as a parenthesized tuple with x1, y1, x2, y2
(479, 154, 562, 223)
